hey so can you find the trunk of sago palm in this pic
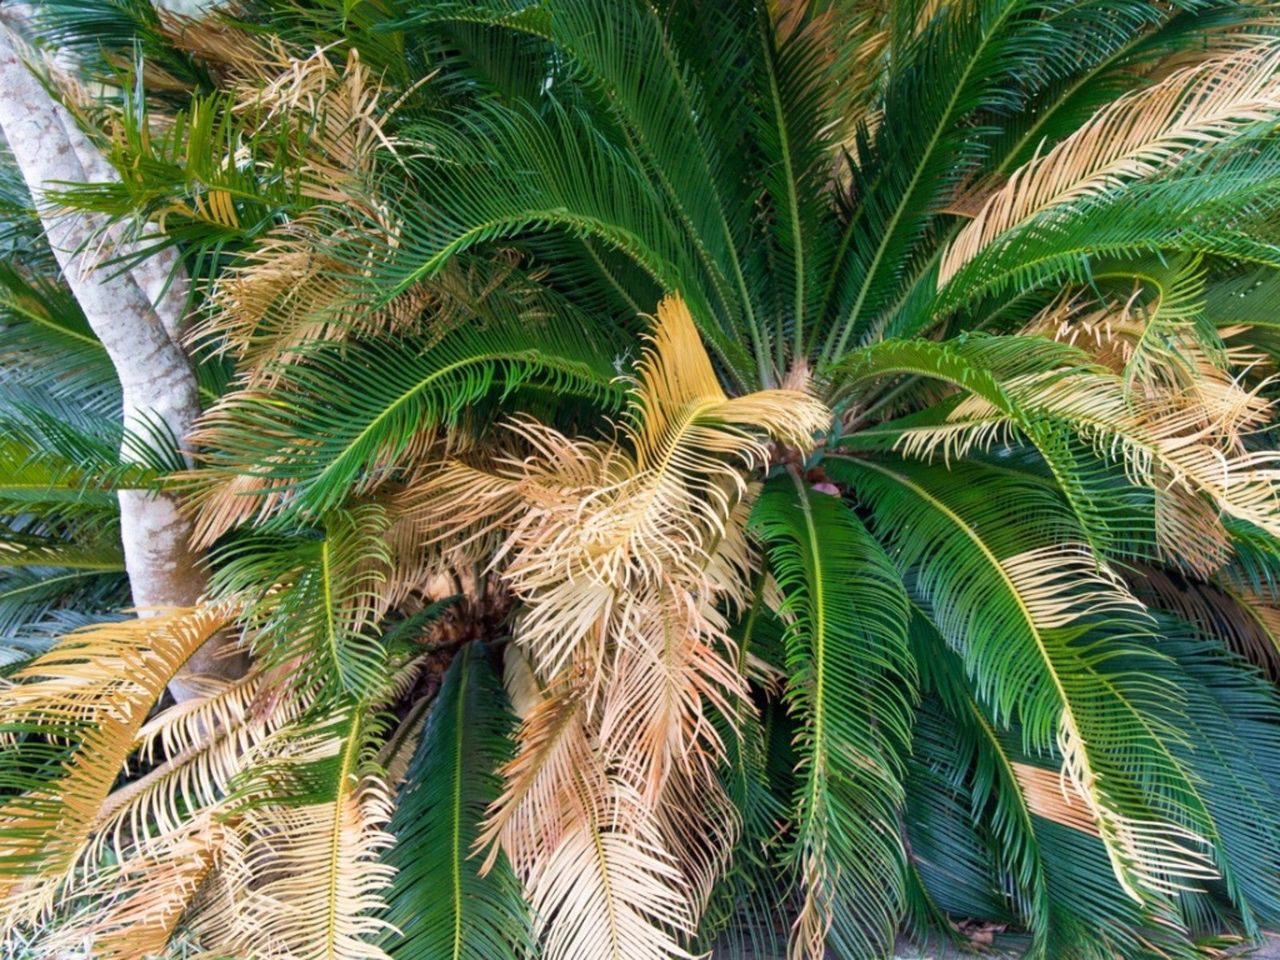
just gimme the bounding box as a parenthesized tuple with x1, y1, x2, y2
(0, 18, 244, 698)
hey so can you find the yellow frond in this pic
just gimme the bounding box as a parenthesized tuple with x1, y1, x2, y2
(631, 296, 830, 470)
(479, 678, 602, 877)
(424, 295, 817, 959)
(522, 783, 698, 960)
(0, 608, 227, 923)
(93, 671, 303, 860)
(999, 545, 1147, 629)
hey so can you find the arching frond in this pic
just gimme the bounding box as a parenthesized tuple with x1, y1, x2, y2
(750, 472, 913, 960)
(941, 39, 1280, 285)
(465, 295, 827, 959)
(0, 607, 227, 922)
(832, 455, 1219, 903)
(92, 670, 303, 856)
(187, 294, 624, 538)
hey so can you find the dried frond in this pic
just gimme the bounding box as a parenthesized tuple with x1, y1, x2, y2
(523, 783, 699, 960)
(203, 710, 396, 960)
(156, 11, 279, 81)
(479, 676, 602, 878)
(0, 608, 227, 923)
(1131, 564, 1280, 678)
(45, 815, 228, 960)
(597, 585, 740, 803)
(1012, 761, 1099, 837)
(941, 39, 1280, 285)
(465, 296, 828, 958)
(999, 544, 1147, 630)
(186, 43, 432, 382)
(92, 670, 304, 859)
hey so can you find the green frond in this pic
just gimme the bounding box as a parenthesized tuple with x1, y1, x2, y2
(831, 454, 1221, 905)
(816, 0, 1185, 359)
(388, 0, 768, 374)
(51, 82, 295, 254)
(382, 642, 532, 960)
(908, 616, 1204, 960)
(193, 300, 625, 521)
(0, 263, 117, 415)
(210, 504, 393, 700)
(750, 470, 913, 959)
(697, 582, 790, 959)
(829, 334, 1145, 559)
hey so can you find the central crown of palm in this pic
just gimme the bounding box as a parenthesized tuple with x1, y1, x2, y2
(4, 2, 1280, 960)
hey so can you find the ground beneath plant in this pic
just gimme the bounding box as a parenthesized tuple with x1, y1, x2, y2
(890, 933, 1280, 958)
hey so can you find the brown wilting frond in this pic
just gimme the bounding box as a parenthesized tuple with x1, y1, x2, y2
(940, 38, 1280, 286)
(390, 458, 527, 559)
(1012, 762, 1101, 838)
(43, 815, 228, 960)
(198, 710, 396, 960)
(155, 9, 279, 82)
(457, 295, 830, 960)
(185, 42, 434, 383)
(479, 677, 603, 877)
(1011, 275, 1274, 574)
(0, 607, 227, 924)
(181, 464, 292, 550)
(1038, 281, 1271, 443)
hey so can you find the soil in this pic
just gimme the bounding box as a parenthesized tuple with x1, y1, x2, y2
(889, 933, 1280, 959)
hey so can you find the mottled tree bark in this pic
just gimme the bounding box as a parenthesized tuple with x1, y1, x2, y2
(0, 24, 243, 697)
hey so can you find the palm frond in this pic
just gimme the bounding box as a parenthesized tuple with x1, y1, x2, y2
(750, 471, 913, 960)
(205, 705, 395, 960)
(0, 607, 227, 922)
(832, 454, 1220, 904)
(383, 642, 532, 960)
(189, 290, 625, 533)
(941, 39, 1280, 285)
(209, 504, 392, 699)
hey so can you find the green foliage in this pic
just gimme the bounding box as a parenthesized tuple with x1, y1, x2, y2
(750, 471, 914, 958)
(6, 1, 1280, 958)
(383, 642, 533, 960)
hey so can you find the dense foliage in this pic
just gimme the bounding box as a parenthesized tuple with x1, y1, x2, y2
(4, 1, 1280, 958)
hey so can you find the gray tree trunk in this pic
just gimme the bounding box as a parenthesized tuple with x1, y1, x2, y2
(0, 24, 244, 697)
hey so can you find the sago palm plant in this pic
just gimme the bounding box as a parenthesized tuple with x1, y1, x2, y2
(4, 1, 1280, 958)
